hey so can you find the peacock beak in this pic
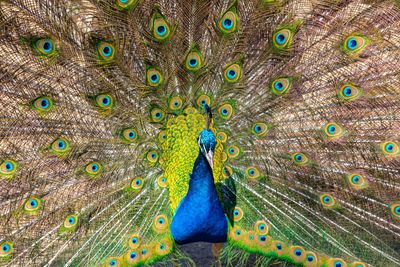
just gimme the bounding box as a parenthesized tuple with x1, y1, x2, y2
(205, 150, 214, 170)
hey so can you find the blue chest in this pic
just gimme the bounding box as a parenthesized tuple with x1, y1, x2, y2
(171, 152, 228, 244)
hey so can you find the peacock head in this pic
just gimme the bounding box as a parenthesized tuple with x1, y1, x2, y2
(197, 129, 216, 169)
(197, 104, 216, 168)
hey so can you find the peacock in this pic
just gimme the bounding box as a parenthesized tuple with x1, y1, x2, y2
(0, 0, 400, 266)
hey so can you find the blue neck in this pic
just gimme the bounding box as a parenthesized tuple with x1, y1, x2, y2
(171, 150, 228, 244)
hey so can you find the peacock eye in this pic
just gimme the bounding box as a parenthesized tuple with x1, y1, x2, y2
(233, 206, 244, 221)
(155, 238, 172, 255)
(347, 173, 368, 190)
(271, 77, 293, 95)
(169, 96, 183, 111)
(23, 196, 42, 213)
(185, 48, 203, 72)
(196, 94, 211, 108)
(153, 214, 169, 233)
(116, 0, 137, 9)
(291, 152, 309, 166)
(320, 193, 335, 208)
(390, 203, 400, 220)
(218, 9, 239, 34)
(290, 246, 305, 261)
(150, 108, 165, 122)
(95, 94, 114, 110)
(146, 67, 164, 87)
(35, 38, 56, 57)
(32, 96, 53, 113)
(0, 159, 18, 175)
(98, 42, 115, 62)
(146, 150, 159, 163)
(323, 122, 344, 139)
(343, 34, 369, 55)
(157, 174, 167, 188)
(273, 28, 293, 49)
(131, 177, 144, 190)
(224, 63, 242, 83)
(255, 220, 269, 234)
(223, 166, 233, 178)
(217, 131, 228, 143)
(50, 137, 70, 154)
(0, 241, 13, 257)
(338, 83, 362, 101)
(252, 122, 268, 137)
(63, 214, 79, 229)
(227, 145, 240, 159)
(218, 103, 234, 120)
(380, 141, 399, 156)
(151, 10, 172, 42)
(245, 166, 261, 179)
(128, 233, 141, 249)
(121, 128, 138, 143)
(327, 259, 346, 267)
(306, 252, 317, 263)
(85, 162, 103, 176)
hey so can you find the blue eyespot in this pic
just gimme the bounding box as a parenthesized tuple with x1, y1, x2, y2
(128, 131, 135, 139)
(248, 169, 255, 175)
(259, 235, 266, 242)
(323, 196, 330, 203)
(234, 210, 239, 216)
(2, 244, 10, 253)
(102, 45, 113, 57)
(91, 164, 99, 172)
(276, 243, 282, 250)
(156, 25, 167, 36)
(135, 179, 141, 186)
(68, 216, 75, 224)
(222, 108, 228, 115)
(130, 252, 137, 259)
(254, 124, 262, 133)
(385, 143, 394, 153)
(328, 125, 336, 134)
(102, 96, 111, 106)
(307, 255, 314, 262)
(141, 248, 148, 255)
(43, 40, 53, 53)
(395, 206, 400, 214)
(30, 199, 38, 208)
(57, 140, 66, 150)
(347, 38, 358, 50)
(41, 99, 49, 108)
(275, 33, 286, 45)
(227, 69, 237, 79)
(5, 162, 13, 171)
(352, 175, 360, 184)
(294, 249, 302, 256)
(160, 244, 165, 250)
(132, 237, 138, 244)
(295, 154, 302, 162)
(155, 112, 162, 119)
(189, 58, 198, 68)
(235, 229, 241, 236)
(343, 86, 352, 96)
(222, 18, 233, 30)
(158, 218, 165, 224)
(150, 74, 159, 83)
(109, 259, 117, 266)
(335, 262, 342, 267)
(274, 81, 284, 91)
(120, 0, 128, 3)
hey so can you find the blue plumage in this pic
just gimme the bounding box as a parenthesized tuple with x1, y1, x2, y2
(171, 130, 227, 244)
